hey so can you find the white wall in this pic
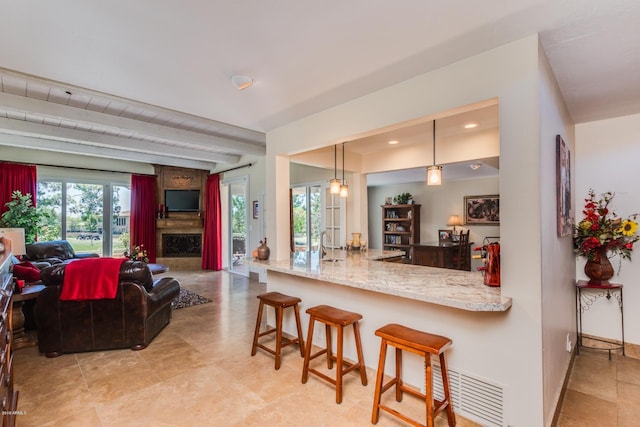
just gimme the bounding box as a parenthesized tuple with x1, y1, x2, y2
(367, 177, 499, 271)
(538, 42, 576, 425)
(266, 34, 560, 425)
(576, 113, 640, 345)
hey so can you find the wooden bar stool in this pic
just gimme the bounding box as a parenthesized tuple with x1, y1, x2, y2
(251, 291, 305, 370)
(301, 305, 368, 404)
(371, 323, 455, 427)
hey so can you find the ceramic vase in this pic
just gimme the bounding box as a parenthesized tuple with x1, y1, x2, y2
(256, 237, 270, 261)
(352, 232, 361, 250)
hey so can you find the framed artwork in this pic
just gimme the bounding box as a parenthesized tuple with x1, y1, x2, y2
(464, 195, 500, 225)
(252, 200, 259, 219)
(438, 230, 452, 244)
(556, 135, 573, 237)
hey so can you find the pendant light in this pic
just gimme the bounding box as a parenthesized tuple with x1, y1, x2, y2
(426, 119, 442, 186)
(340, 142, 349, 198)
(329, 144, 341, 194)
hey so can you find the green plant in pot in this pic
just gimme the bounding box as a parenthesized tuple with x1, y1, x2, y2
(393, 192, 413, 205)
(0, 190, 42, 244)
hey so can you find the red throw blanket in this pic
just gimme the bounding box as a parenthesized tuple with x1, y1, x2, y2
(60, 258, 126, 301)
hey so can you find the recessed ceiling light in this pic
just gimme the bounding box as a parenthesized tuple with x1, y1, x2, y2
(230, 75, 254, 90)
(388, 140, 399, 145)
(464, 122, 478, 129)
(470, 163, 482, 170)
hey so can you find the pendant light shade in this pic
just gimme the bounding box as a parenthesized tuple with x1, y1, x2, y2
(427, 165, 442, 185)
(330, 179, 341, 194)
(329, 145, 340, 194)
(340, 142, 349, 198)
(427, 119, 442, 186)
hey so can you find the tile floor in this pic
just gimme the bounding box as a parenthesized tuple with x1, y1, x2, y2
(11, 270, 640, 426)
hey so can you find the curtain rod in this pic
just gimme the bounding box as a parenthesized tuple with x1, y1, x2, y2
(216, 163, 253, 174)
(4, 160, 156, 176)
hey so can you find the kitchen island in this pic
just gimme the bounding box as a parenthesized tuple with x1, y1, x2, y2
(248, 250, 513, 424)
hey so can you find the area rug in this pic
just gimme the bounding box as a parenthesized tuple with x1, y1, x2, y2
(171, 289, 212, 310)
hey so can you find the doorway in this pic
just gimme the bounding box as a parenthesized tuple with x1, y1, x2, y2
(291, 184, 323, 252)
(227, 177, 249, 276)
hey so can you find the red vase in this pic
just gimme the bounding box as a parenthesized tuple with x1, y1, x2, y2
(483, 243, 500, 287)
(584, 247, 614, 286)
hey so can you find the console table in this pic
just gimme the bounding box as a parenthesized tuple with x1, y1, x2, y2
(575, 280, 624, 359)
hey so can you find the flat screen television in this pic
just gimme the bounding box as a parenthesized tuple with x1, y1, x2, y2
(165, 189, 200, 212)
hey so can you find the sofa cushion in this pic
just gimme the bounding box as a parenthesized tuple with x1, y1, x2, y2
(26, 240, 77, 262)
(13, 261, 42, 282)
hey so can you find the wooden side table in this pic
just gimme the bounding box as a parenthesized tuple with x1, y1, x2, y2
(575, 280, 624, 359)
(12, 283, 45, 350)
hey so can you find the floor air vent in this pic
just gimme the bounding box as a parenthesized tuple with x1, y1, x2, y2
(430, 363, 504, 427)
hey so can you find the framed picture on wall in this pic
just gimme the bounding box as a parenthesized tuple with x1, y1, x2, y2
(464, 195, 500, 225)
(556, 135, 573, 237)
(252, 200, 259, 219)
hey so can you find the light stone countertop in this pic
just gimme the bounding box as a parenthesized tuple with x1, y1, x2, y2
(249, 249, 512, 312)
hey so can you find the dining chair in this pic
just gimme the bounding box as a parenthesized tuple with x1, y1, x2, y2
(453, 230, 470, 270)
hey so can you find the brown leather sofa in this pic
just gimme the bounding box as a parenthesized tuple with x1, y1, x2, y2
(24, 240, 99, 266)
(35, 260, 180, 357)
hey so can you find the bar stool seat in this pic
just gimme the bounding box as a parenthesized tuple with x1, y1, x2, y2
(251, 291, 305, 370)
(372, 323, 456, 427)
(301, 305, 367, 403)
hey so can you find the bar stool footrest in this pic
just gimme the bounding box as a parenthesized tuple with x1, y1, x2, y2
(257, 327, 277, 338)
(378, 404, 424, 427)
(308, 368, 337, 385)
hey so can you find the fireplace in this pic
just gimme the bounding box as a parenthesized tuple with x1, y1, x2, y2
(162, 234, 202, 258)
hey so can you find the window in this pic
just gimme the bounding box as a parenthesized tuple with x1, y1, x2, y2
(37, 179, 130, 257)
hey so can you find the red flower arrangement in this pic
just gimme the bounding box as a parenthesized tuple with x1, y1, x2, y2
(124, 244, 149, 263)
(574, 189, 639, 262)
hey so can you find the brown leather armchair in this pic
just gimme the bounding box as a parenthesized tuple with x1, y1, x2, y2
(24, 240, 99, 266)
(34, 260, 180, 357)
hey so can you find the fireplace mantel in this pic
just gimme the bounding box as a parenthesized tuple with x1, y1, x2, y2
(154, 165, 207, 270)
(157, 218, 203, 229)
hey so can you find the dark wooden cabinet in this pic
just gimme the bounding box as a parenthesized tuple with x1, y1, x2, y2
(381, 204, 420, 261)
(0, 253, 18, 427)
(412, 243, 472, 270)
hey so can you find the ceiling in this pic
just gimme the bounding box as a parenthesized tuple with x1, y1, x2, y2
(1, 1, 639, 171)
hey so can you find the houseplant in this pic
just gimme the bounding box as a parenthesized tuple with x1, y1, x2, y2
(574, 189, 639, 285)
(393, 192, 413, 205)
(0, 190, 42, 244)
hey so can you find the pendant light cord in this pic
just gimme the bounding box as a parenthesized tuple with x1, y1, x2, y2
(432, 119, 436, 166)
(334, 145, 337, 180)
(342, 143, 345, 183)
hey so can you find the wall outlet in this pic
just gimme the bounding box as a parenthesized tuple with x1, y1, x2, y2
(566, 333, 573, 352)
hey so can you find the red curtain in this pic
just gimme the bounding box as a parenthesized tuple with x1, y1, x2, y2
(202, 173, 222, 270)
(0, 162, 37, 215)
(130, 174, 157, 262)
